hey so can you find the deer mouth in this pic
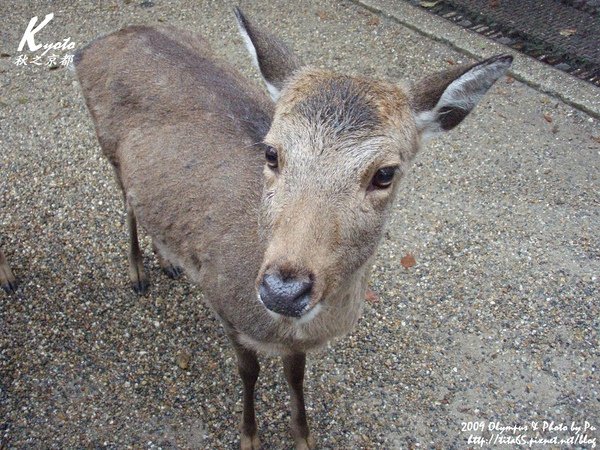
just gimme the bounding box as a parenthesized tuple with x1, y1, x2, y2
(257, 291, 323, 323)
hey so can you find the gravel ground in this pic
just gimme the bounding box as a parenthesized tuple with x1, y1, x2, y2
(1, 0, 599, 448)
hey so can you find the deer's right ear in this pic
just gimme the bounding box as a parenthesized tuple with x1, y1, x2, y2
(234, 7, 301, 101)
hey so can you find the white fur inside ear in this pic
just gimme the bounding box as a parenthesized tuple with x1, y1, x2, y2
(236, 18, 281, 101)
(236, 20, 260, 70)
(437, 69, 484, 114)
(414, 110, 439, 141)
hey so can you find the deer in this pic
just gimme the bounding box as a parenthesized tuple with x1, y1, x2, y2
(0, 247, 17, 293)
(74, 7, 512, 449)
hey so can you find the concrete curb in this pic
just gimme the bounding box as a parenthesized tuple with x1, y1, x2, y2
(350, 0, 600, 119)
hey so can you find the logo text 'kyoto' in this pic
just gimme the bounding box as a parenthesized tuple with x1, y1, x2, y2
(15, 13, 77, 68)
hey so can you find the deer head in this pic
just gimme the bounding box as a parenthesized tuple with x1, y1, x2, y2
(236, 8, 512, 319)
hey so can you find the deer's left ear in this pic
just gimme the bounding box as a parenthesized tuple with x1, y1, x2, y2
(410, 54, 513, 138)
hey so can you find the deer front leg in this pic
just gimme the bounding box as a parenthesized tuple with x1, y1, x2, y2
(0, 248, 17, 293)
(282, 353, 315, 450)
(126, 203, 148, 294)
(231, 339, 261, 450)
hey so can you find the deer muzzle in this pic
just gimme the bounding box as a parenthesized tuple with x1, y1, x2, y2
(258, 270, 314, 318)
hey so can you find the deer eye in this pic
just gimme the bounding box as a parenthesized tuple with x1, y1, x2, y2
(265, 146, 278, 169)
(370, 166, 397, 189)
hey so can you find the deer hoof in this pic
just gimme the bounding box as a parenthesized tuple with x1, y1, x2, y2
(162, 264, 183, 279)
(1, 279, 17, 293)
(295, 434, 316, 450)
(240, 432, 260, 450)
(129, 259, 148, 295)
(131, 278, 149, 295)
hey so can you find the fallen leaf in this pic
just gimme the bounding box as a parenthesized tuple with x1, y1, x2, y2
(367, 16, 380, 26)
(543, 113, 553, 123)
(490, 0, 500, 8)
(176, 351, 191, 370)
(591, 135, 600, 144)
(445, 58, 456, 65)
(316, 10, 330, 20)
(559, 28, 576, 37)
(365, 289, 379, 303)
(420, 1, 439, 7)
(505, 75, 515, 84)
(401, 254, 416, 269)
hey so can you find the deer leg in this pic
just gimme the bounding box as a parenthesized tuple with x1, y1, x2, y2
(0, 248, 17, 293)
(282, 352, 315, 450)
(112, 167, 148, 294)
(231, 338, 261, 450)
(126, 203, 148, 294)
(152, 242, 183, 280)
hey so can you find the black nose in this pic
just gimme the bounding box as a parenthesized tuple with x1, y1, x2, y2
(259, 272, 313, 318)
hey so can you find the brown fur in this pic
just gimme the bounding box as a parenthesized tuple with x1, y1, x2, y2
(76, 10, 511, 448)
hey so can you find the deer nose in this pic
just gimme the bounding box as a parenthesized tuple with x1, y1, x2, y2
(259, 272, 313, 318)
